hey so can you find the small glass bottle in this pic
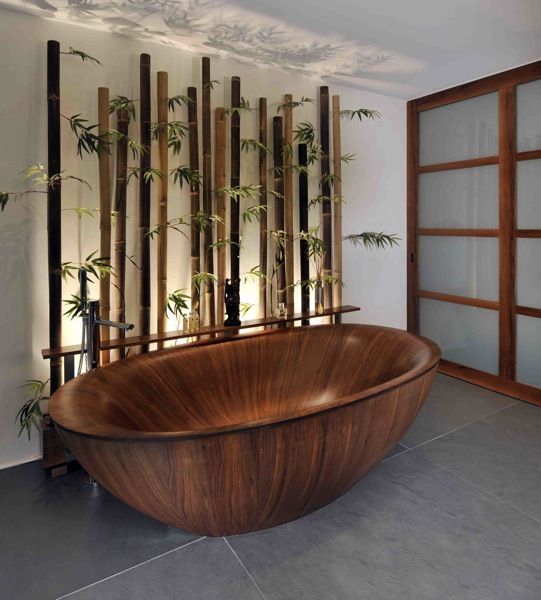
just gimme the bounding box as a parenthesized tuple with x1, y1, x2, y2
(315, 283, 324, 315)
(275, 302, 287, 319)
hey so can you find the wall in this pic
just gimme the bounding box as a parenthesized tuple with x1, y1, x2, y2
(0, 7, 406, 469)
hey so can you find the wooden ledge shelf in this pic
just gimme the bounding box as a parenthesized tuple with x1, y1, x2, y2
(42, 305, 360, 361)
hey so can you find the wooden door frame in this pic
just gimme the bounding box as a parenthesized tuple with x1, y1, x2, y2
(407, 60, 541, 406)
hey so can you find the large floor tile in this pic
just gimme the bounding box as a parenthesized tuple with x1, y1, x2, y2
(63, 538, 264, 600)
(0, 461, 194, 600)
(415, 401, 541, 522)
(229, 452, 541, 600)
(402, 374, 516, 447)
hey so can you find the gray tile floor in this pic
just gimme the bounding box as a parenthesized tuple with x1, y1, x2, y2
(1, 374, 540, 600)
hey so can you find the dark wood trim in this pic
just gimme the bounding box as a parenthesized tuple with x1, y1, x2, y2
(42, 305, 361, 360)
(298, 144, 310, 322)
(418, 155, 498, 173)
(516, 229, 541, 238)
(418, 228, 499, 237)
(498, 86, 517, 380)
(407, 101, 419, 332)
(516, 305, 541, 318)
(439, 359, 541, 407)
(516, 149, 541, 162)
(319, 86, 332, 309)
(418, 290, 499, 311)
(413, 60, 541, 111)
(230, 76, 241, 282)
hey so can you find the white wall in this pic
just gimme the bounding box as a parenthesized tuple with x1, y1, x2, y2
(0, 7, 406, 469)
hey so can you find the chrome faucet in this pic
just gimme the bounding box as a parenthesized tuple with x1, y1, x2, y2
(78, 268, 134, 371)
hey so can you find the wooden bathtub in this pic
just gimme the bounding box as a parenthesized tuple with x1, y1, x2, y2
(49, 324, 440, 536)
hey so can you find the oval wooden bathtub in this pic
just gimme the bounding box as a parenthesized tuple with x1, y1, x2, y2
(50, 324, 440, 536)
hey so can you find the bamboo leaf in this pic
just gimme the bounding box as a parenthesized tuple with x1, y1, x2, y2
(15, 378, 50, 440)
(340, 108, 381, 122)
(108, 95, 137, 121)
(164, 289, 190, 321)
(277, 96, 314, 113)
(203, 79, 221, 90)
(63, 294, 83, 319)
(240, 138, 270, 154)
(241, 204, 267, 224)
(62, 47, 101, 66)
(170, 165, 202, 189)
(225, 97, 253, 116)
(216, 184, 260, 201)
(344, 232, 400, 249)
(293, 121, 315, 146)
(168, 94, 192, 111)
(341, 153, 356, 163)
(239, 302, 254, 316)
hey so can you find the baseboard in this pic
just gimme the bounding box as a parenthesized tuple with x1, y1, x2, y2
(0, 454, 42, 471)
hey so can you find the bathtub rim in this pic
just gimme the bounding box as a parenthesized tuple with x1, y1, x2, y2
(49, 324, 440, 442)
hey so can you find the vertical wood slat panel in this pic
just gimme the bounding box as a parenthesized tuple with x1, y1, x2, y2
(98, 87, 111, 363)
(139, 53, 152, 352)
(156, 72, 168, 348)
(319, 86, 332, 309)
(47, 39, 62, 391)
(201, 57, 215, 327)
(283, 94, 295, 315)
(298, 143, 310, 324)
(499, 86, 517, 380)
(407, 100, 419, 333)
(187, 86, 201, 322)
(230, 77, 241, 283)
(215, 107, 227, 325)
(273, 116, 286, 308)
(113, 108, 129, 360)
(258, 98, 268, 318)
(332, 95, 342, 322)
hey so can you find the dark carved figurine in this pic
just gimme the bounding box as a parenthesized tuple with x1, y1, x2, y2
(224, 278, 241, 326)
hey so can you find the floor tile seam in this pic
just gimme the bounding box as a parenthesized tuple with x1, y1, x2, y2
(223, 537, 269, 600)
(55, 536, 206, 599)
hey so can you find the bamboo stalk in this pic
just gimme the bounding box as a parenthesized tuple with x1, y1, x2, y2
(139, 53, 151, 351)
(187, 86, 201, 321)
(112, 108, 129, 360)
(332, 95, 343, 320)
(283, 93, 294, 316)
(319, 85, 332, 310)
(273, 116, 286, 309)
(258, 97, 268, 318)
(156, 72, 168, 348)
(201, 57, 215, 326)
(230, 77, 241, 283)
(215, 107, 227, 325)
(298, 143, 310, 324)
(47, 40, 62, 391)
(98, 87, 111, 364)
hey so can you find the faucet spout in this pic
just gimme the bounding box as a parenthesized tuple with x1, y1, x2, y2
(94, 318, 135, 331)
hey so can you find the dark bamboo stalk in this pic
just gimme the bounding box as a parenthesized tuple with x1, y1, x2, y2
(98, 87, 111, 364)
(273, 116, 286, 309)
(319, 85, 332, 309)
(332, 95, 342, 322)
(156, 71, 168, 348)
(113, 108, 129, 360)
(201, 57, 215, 327)
(47, 40, 62, 392)
(298, 143, 310, 324)
(258, 97, 268, 318)
(187, 86, 201, 320)
(230, 77, 241, 283)
(215, 107, 227, 325)
(283, 93, 294, 316)
(139, 53, 151, 351)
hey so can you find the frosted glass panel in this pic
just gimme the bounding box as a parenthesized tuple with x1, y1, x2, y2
(517, 159, 541, 229)
(419, 165, 499, 228)
(419, 236, 499, 300)
(517, 239, 541, 309)
(420, 299, 499, 374)
(419, 93, 498, 165)
(517, 315, 541, 388)
(517, 79, 541, 151)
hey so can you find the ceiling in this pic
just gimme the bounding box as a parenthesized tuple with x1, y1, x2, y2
(2, 0, 541, 98)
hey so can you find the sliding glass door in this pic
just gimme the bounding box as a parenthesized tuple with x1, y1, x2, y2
(408, 62, 541, 404)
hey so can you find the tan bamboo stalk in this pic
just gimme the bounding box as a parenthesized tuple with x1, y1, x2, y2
(112, 108, 129, 361)
(215, 107, 227, 324)
(332, 95, 343, 319)
(47, 40, 62, 392)
(156, 72, 168, 348)
(283, 93, 294, 316)
(258, 97, 268, 318)
(187, 86, 201, 320)
(201, 57, 215, 326)
(139, 53, 151, 352)
(273, 116, 286, 309)
(319, 85, 332, 309)
(98, 87, 111, 364)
